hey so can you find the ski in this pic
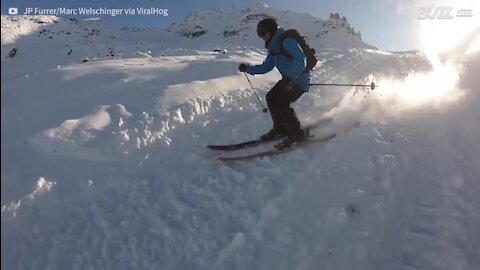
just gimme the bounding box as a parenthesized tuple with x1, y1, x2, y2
(214, 133, 336, 161)
(206, 116, 333, 151)
(206, 137, 280, 151)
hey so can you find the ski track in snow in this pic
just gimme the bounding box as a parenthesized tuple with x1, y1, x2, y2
(3, 75, 479, 269)
(2, 10, 480, 270)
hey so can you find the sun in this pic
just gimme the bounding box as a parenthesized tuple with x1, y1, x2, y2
(375, 2, 479, 109)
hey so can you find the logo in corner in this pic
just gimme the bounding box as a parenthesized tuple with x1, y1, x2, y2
(8, 7, 19, 15)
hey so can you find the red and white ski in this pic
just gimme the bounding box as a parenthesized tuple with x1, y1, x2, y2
(206, 117, 333, 151)
(213, 133, 336, 161)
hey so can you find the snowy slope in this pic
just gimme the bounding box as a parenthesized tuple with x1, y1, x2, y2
(1, 15, 166, 78)
(2, 4, 480, 270)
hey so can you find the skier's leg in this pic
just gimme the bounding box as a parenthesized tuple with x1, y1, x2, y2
(274, 84, 306, 148)
(273, 82, 304, 132)
(260, 81, 289, 140)
(265, 81, 287, 133)
(284, 84, 305, 132)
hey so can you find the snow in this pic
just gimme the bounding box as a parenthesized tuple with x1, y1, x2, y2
(2, 177, 56, 218)
(2, 5, 480, 270)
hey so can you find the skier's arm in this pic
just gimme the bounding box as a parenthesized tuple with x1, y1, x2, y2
(282, 38, 306, 80)
(245, 52, 274, 75)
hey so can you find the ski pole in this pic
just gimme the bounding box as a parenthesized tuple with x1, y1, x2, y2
(243, 72, 268, 113)
(309, 82, 378, 90)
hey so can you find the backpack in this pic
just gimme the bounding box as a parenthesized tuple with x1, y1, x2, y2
(279, 29, 318, 72)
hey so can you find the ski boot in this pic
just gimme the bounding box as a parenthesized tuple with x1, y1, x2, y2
(260, 127, 287, 141)
(275, 128, 307, 149)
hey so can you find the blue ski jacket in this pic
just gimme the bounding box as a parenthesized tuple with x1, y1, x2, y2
(245, 28, 311, 91)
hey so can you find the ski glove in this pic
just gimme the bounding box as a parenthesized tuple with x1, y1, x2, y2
(239, 63, 247, 72)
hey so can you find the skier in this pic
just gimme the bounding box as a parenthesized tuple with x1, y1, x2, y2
(239, 18, 312, 148)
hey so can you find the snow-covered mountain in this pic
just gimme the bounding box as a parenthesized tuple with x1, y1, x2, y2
(2, 3, 479, 270)
(1, 4, 374, 77)
(166, 3, 370, 49)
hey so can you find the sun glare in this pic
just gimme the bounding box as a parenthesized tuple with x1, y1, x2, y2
(377, 62, 461, 109)
(419, 19, 477, 58)
(378, 3, 479, 109)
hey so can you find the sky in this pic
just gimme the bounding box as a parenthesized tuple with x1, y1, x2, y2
(1, 0, 478, 51)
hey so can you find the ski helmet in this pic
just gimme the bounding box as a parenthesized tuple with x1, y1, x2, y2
(257, 18, 278, 37)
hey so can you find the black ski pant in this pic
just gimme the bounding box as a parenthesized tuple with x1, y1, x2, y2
(266, 80, 305, 133)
